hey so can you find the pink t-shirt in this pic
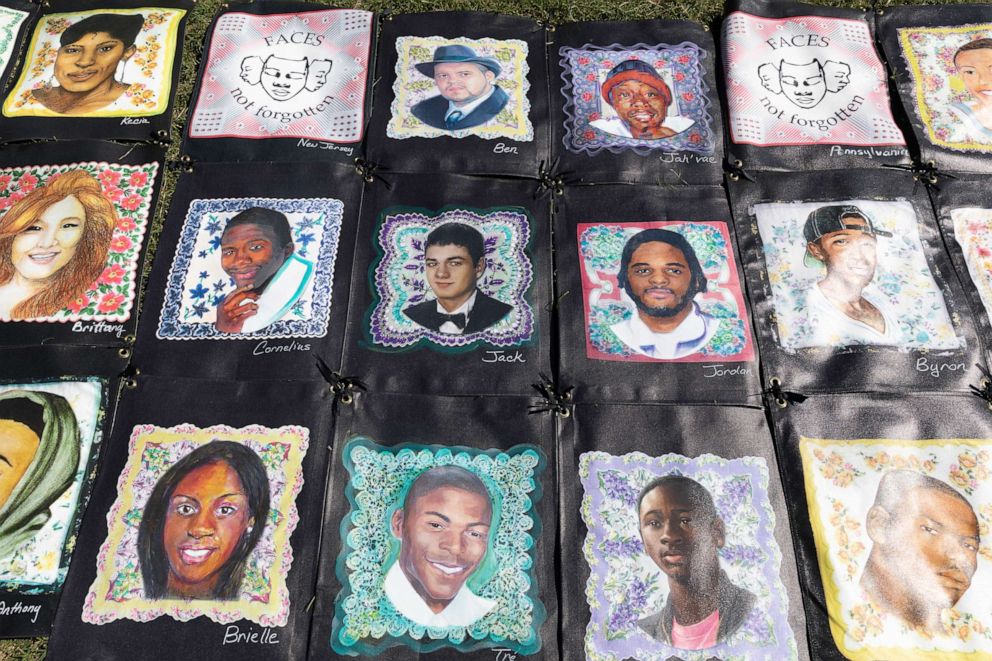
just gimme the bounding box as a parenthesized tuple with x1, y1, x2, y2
(671, 609, 720, 650)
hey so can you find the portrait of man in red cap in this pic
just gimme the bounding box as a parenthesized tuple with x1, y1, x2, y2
(591, 59, 695, 140)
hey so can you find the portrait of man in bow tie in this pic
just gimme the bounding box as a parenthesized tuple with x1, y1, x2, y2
(410, 45, 510, 131)
(403, 222, 512, 335)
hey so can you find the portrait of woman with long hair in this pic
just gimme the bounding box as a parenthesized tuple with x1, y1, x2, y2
(0, 169, 116, 321)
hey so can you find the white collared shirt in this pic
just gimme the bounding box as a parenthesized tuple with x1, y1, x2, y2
(445, 86, 496, 122)
(383, 561, 496, 628)
(609, 303, 717, 359)
(436, 290, 477, 335)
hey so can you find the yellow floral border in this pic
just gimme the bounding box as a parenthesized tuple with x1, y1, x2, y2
(2, 7, 185, 118)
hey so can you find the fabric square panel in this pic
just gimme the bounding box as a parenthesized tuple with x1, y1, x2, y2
(47, 376, 334, 661)
(0, 140, 164, 351)
(721, 0, 909, 171)
(0, 378, 114, 638)
(307, 392, 558, 660)
(0, 0, 191, 142)
(183, 1, 373, 163)
(551, 19, 724, 185)
(559, 403, 809, 661)
(133, 160, 361, 380)
(770, 393, 992, 661)
(341, 173, 551, 395)
(365, 12, 549, 177)
(878, 4, 992, 173)
(556, 184, 760, 404)
(728, 168, 983, 393)
(0, 0, 37, 98)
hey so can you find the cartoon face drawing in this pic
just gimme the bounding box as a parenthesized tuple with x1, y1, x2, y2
(239, 54, 333, 102)
(757, 59, 851, 109)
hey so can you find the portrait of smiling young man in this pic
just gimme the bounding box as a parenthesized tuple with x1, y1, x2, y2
(384, 465, 496, 628)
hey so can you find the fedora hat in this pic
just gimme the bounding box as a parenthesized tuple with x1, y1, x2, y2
(414, 44, 502, 78)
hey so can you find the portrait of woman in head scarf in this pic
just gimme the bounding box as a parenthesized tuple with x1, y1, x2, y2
(0, 169, 116, 321)
(0, 389, 80, 560)
(137, 440, 271, 601)
(30, 13, 145, 115)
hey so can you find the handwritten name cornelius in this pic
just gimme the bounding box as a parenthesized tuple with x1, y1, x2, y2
(222, 625, 279, 645)
(0, 601, 41, 623)
(253, 340, 311, 356)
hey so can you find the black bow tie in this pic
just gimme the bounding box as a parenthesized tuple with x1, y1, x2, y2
(433, 311, 467, 330)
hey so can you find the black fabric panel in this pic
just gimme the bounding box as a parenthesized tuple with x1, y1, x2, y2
(132, 160, 363, 380)
(769, 393, 992, 661)
(46, 376, 333, 661)
(549, 19, 724, 185)
(727, 168, 984, 394)
(720, 0, 911, 172)
(877, 4, 992, 174)
(0, 0, 193, 143)
(0, 0, 38, 99)
(180, 1, 374, 164)
(0, 140, 165, 352)
(365, 11, 550, 177)
(307, 391, 558, 660)
(340, 172, 552, 395)
(555, 184, 762, 404)
(560, 402, 810, 661)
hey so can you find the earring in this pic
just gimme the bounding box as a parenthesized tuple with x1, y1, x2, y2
(116, 59, 128, 85)
(246, 526, 253, 534)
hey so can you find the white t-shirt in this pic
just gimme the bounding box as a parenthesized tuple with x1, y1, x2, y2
(805, 282, 901, 347)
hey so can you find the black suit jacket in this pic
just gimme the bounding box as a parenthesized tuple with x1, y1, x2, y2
(410, 86, 510, 131)
(403, 291, 513, 334)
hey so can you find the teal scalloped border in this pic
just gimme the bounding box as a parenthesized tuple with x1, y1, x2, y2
(330, 436, 547, 656)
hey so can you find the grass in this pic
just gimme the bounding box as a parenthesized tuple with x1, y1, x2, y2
(0, 0, 966, 658)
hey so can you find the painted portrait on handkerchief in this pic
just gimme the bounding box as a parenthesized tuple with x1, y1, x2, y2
(156, 197, 343, 340)
(800, 437, 992, 660)
(3, 8, 185, 117)
(0, 6, 29, 81)
(753, 199, 961, 352)
(899, 24, 992, 152)
(0, 162, 158, 322)
(330, 438, 546, 656)
(387, 35, 533, 142)
(188, 9, 372, 143)
(0, 380, 103, 592)
(722, 12, 904, 147)
(578, 221, 753, 363)
(952, 207, 992, 323)
(559, 44, 716, 155)
(367, 207, 534, 350)
(82, 423, 308, 625)
(579, 451, 797, 661)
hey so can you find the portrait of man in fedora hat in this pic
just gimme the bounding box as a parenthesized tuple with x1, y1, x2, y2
(411, 44, 510, 131)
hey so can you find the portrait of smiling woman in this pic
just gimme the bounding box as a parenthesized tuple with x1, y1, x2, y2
(137, 440, 271, 601)
(0, 170, 116, 321)
(30, 13, 144, 115)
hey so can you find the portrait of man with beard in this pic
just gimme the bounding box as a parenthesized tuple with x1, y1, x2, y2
(637, 475, 755, 649)
(609, 229, 718, 360)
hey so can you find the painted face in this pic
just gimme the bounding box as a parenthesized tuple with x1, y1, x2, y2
(809, 216, 878, 286)
(956, 48, 992, 104)
(163, 461, 253, 597)
(626, 241, 694, 318)
(639, 484, 724, 585)
(259, 56, 308, 101)
(393, 486, 491, 611)
(779, 60, 827, 109)
(424, 243, 483, 311)
(0, 420, 41, 509)
(881, 487, 979, 610)
(10, 195, 86, 283)
(54, 31, 133, 93)
(432, 62, 494, 106)
(220, 223, 290, 292)
(610, 80, 669, 132)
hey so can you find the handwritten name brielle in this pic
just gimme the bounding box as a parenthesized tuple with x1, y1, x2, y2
(222, 625, 278, 645)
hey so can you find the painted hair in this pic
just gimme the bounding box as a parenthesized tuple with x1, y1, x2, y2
(60, 13, 144, 49)
(222, 207, 293, 248)
(425, 223, 486, 266)
(617, 229, 708, 301)
(872, 470, 975, 520)
(0, 390, 80, 559)
(137, 441, 271, 600)
(955, 38, 992, 64)
(637, 474, 718, 520)
(0, 170, 116, 319)
(403, 465, 492, 516)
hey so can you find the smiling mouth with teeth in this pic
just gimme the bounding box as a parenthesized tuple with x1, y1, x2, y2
(179, 547, 215, 564)
(429, 561, 466, 576)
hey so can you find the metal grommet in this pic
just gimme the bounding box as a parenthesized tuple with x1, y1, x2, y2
(340, 392, 353, 405)
(124, 378, 138, 390)
(733, 159, 743, 168)
(124, 334, 136, 344)
(770, 377, 782, 388)
(982, 378, 991, 389)
(118, 347, 131, 359)
(562, 390, 572, 402)
(776, 397, 788, 409)
(875, 8, 884, 15)
(729, 173, 740, 182)
(559, 407, 571, 418)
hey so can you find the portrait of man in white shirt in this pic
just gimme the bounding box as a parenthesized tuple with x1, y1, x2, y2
(384, 465, 496, 628)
